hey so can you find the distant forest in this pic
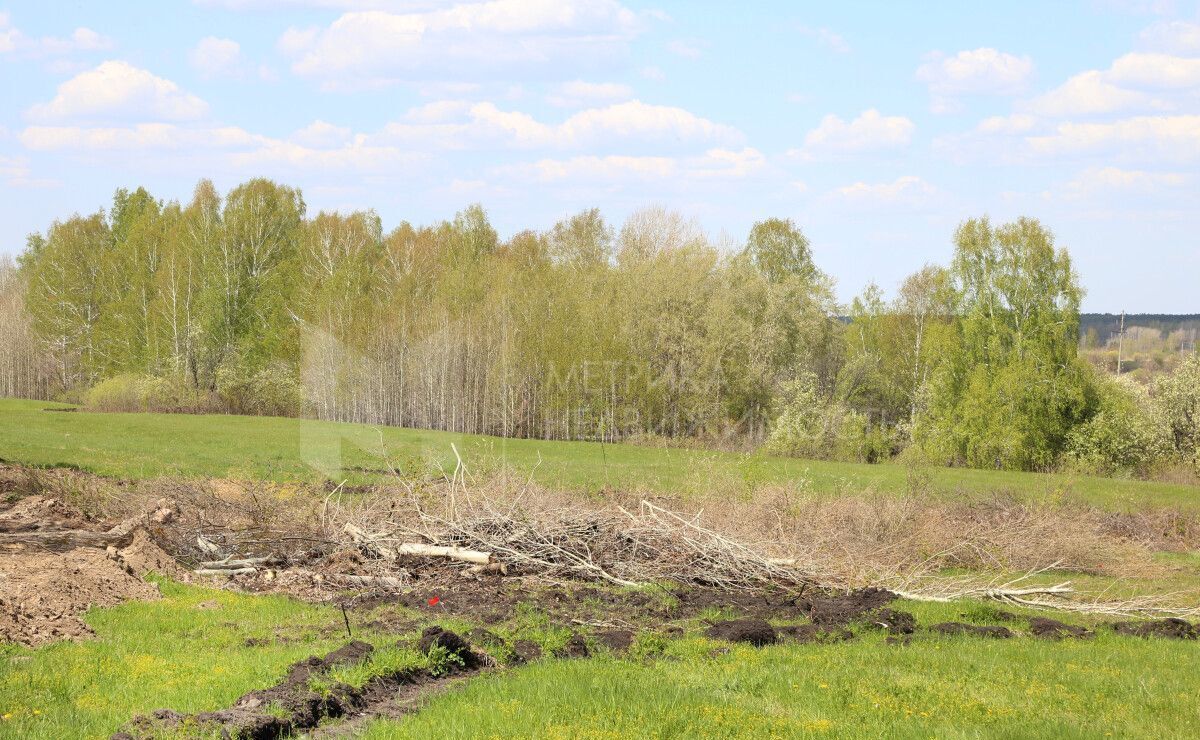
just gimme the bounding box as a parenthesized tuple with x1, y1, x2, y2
(0, 178, 1196, 478)
(1080, 314, 1200, 342)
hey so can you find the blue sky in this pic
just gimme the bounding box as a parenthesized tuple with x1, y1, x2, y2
(1, 0, 1198, 311)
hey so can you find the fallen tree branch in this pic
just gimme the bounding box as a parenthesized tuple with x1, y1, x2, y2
(0, 502, 176, 552)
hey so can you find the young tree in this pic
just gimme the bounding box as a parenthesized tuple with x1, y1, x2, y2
(916, 217, 1092, 470)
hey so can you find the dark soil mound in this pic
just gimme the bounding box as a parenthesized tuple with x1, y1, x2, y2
(595, 629, 635, 653)
(418, 626, 482, 667)
(1029, 617, 1093, 640)
(706, 618, 777, 646)
(1112, 618, 1198, 640)
(511, 639, 543, 664)
(115, 640, 381, 740)
(929, 622, 1014, 639)
(862, 608, 916, 635)
(555, 633, 591, 658)
(798, 588, 896, 626)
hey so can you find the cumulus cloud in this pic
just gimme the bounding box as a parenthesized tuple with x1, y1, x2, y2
(546, 80, 634, 108)
(917, 48, 1034, 112)
(189, 37, 244, 79)
(0, 13, 114, 58)
(291, 120, 353, 147)
(1024, 70, 1160, 116)
(26, 61, 209, 123)
(1138, 20, 1200, 55)
(830, 176, 938, 207)
(1021, 50, 1200, 118)
(279, 0, 644, 89)
(1026, 115, 1200, 161)
(379, 99, 741, 150)
(19, 123, 261, 151)
(495, 147, 765, 183)
(791, 109, 914, 160)
(1060, 165, 1190, 197)
(1108, 52, 1200, 89)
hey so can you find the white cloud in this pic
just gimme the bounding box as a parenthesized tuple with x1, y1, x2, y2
(379, 99, 740, 150)
(1060, 165, 1189, 197)
(1138, 20, 1200, 55)
(1108, 52, 1200, 89)
(917, 48, 1034, 112)
(830, 176, 938, 206)
(20, 124, 261, 151)
(280, 0, 644, 89)
(1021, 51, 1200, 118)
(791, 109, 914, 160)
(495, 147, 764, 183)
(0, 14, 114, 58)
(291, 120, 352, 147)
(1024, 70, 1159, 116)
(797, 25, 850, 54)
(975, 113, 1039, 134)
(546, 80, 634, 108)
(26, 61, 209, 123)
(189, 37, 243, 79)
(1026, 115, 1200, 161)
(230, 139, 423, 172)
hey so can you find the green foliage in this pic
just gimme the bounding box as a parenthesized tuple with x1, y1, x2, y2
(1153, 353, 1200, 470)
(1066, 374, 1171, 475)
(215, 359, 303, 417)
(763, 371, 893, 463)
(83, 374, 216, 414)
(915, 217, 1093, 471)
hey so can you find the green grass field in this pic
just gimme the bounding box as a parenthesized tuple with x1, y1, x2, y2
(1, 581, 1197, 739)
(2, 398, 1199, 738)
(1, 398, 1195, 510)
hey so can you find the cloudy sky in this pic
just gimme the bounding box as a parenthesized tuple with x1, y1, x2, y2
(1, 0, 1198, 311)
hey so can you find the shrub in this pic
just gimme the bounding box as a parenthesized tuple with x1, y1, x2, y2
(84, 374, 216, 413)
(215, 360, 303, 417)
(1065, 374, 1170, 476)
(1153, 353, 1200, 472)
(764, 372, 892, 463)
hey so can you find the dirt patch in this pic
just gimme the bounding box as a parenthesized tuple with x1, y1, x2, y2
(1029, 617, 1093, 640)
(1111, 618, 1198, 640)
(798, 587, 897, 626)
(594, 630, 635, 653)
(706, 618, 777, 646)
(929, 622, 1014, 639)
(0, 495, 177, 646)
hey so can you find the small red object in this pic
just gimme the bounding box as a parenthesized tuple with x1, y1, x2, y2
(428, 596, 440, 606)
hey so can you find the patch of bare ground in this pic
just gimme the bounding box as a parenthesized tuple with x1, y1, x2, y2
(0, 487, 183, 646)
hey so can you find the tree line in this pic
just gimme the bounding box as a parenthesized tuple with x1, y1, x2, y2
(2, 178, 1196, 477)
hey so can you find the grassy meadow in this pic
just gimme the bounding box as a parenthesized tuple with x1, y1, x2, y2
(2, 399, 1200, 738)
(1, 398, 1195, 511)
(2, 580, 1199, 740)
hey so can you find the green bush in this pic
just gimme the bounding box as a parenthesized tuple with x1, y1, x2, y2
(1065, 375, 1170, 476)
(764, 372, 891, 463)
(1153, 353, 1200, 472)
(83, 374, 216, 413)
(215, 360, 303, 417)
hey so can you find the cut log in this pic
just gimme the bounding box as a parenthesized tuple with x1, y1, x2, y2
(394, 543, 494, 565)
(195, 567, 258, 577)
(342, 524, 495, 565)
(0, 503, 177, 552)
